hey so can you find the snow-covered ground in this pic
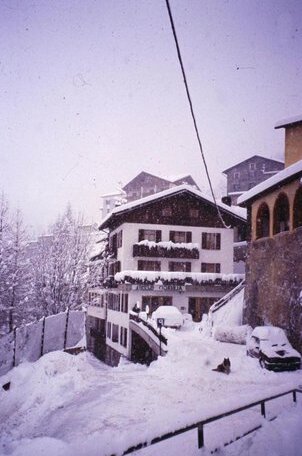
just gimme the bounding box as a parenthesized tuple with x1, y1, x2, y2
(1, 326, 301, 456)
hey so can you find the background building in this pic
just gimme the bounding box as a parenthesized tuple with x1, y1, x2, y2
(223, 155, 284, 205)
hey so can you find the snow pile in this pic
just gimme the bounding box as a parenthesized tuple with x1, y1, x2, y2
(213, 325, 251, 344)
(210, 287, 245, 327)
(1, 330, 302, 456)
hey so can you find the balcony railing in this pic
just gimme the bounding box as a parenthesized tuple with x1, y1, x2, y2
(133, 241, 199, 259)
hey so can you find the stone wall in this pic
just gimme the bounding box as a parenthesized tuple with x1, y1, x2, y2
(243, 227, 302, 353)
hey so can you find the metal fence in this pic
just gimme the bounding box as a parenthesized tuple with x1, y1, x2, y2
(114, 388, 302, 455)
(0, 309, 85, 376)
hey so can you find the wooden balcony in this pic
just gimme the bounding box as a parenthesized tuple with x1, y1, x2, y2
(133, 243, 199, 259)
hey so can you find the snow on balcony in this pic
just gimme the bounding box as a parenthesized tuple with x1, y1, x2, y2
(115, 270, 244, 285)
(133, 240, 200, 259)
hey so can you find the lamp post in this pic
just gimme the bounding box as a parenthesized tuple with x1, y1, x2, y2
(157, 318, 165, 356)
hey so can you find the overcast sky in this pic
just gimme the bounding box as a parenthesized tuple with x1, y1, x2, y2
(1, 0, 301, 234)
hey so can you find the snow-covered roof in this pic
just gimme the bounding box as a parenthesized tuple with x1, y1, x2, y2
(238, 159, 302, 206)
(275, 115, 302, 129)
(100, 184, 247, 228)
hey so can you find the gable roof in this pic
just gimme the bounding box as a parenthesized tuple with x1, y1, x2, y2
(222, 155, 283, 175)
(275, 115, 302, 130)
(122, 171, 172, 191)
(100, 184, 246, 230)
(238, 159, 302, 206)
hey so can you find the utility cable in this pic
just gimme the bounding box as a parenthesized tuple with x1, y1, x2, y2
(165, 0, 229, 229)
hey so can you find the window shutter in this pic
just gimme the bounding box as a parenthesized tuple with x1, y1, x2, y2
(156, 230, 162, 242)
(186, 232, 192, 243)
(215, 264, 221, 273)
(201, 263, 206, 272)
(169, 262, 174, 272)
(120, 230, 123, 247)
(170, 231, 175, 242)
(138, 260, 143, 270)
(138, 229, 144, 242)
(216, 233, 221, 250)
(202, 233, 206, 249)
(186, 262, 191, 272)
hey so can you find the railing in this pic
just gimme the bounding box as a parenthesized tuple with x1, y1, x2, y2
(129, 313, 168, 346)
(210, 279, 245, 314)
(133, 243, 199, 259)
(111, 388, 302, 455)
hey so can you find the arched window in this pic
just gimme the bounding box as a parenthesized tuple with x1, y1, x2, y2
(256, 203, 270, 239)
(273, 192, 290, 234)
(293, 187, 302, 229)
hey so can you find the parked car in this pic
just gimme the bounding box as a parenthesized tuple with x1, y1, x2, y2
(151, 306, 184, 329)
(246, 326, 301, 372)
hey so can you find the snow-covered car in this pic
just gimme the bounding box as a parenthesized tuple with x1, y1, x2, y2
(246, 326, 301, 372)
(151, 306, 184, 329)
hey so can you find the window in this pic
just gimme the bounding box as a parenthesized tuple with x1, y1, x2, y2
(169, 261, 191, 272)
(106, 321, 111, 338)
(120, 327, 128, 347)
(256, 203, 270, 239)
(273, 193, 289, 234)
(234, 171, 240, 179)
(233, 183, 240, 191)
(169, 231, 192, 243)
(112, 324, 119, 343)
(117, 230, 123, 248)
(202, 232, 221, 250)
(249, 163, 256, 171)
(109, 233, 118, 256)
(138, 260, 161, 271)
(293, 187, 302, 229)
(138, 229, 161, 242)
(162, 206, 172, 216)
(201, 263, 221, 273)
(107, 293, 120, 311)
(189, 208, 199, 218)
(121, 293, 128, 313)
(108, 261, 121, 276)
(142, 296, 172, 313)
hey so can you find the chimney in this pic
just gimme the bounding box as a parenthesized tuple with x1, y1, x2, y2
(275, 116, 302, 168)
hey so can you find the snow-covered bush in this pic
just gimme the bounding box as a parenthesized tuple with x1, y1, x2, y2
(213, 324, 252, 344)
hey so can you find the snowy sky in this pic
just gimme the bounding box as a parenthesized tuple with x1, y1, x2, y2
(1, 0, 301, 234)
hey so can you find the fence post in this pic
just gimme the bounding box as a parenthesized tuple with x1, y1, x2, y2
(13, 327, 17, 367)
(64, 307, 70, 350)
(197, 423, 204, 448)
(260, 401, 266, 418)
(41, 316, 46, 357)
(293, 390, 297, 403)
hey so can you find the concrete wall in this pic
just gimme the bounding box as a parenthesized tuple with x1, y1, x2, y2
(243, 226, 302, 352)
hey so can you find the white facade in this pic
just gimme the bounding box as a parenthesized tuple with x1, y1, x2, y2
(111, 222, 234, 273)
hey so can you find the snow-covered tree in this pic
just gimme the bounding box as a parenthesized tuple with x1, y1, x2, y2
(30, 205, 94, 316)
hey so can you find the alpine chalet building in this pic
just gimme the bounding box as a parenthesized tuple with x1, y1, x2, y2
(87, 185, 246, 365)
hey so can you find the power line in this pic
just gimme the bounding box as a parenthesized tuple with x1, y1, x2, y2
(165, 0, 229, 229)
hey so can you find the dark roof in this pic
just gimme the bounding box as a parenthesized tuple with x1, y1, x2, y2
(222, 155, 283, 175)
(100, 184, 246, 230)
(122, 171, 171, 191)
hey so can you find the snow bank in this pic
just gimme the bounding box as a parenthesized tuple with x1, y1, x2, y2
(213, 325, 251, 344)
(211, 288, 245, 327)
